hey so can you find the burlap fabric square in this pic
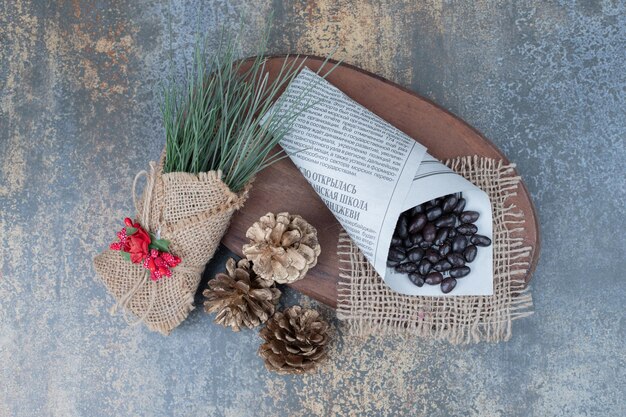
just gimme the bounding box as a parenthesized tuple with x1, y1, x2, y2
(337, 156, 534, 344)
(94, 155, 250, 335)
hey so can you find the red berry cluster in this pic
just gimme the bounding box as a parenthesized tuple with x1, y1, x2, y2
(143, 249, 181, 281)
(110, 218, 181, 281)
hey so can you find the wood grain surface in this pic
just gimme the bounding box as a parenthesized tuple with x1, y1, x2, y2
(222, 56, 540, 308)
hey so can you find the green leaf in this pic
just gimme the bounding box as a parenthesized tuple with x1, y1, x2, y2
(120, 251, 131, 262)
(149, 235, 171, 252)
(125, 226, 137, 236)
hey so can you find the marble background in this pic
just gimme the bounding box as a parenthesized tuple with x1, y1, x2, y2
(1, 1, 624, 416)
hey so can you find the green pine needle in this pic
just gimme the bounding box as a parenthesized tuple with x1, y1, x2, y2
(161, 28, 333, 193)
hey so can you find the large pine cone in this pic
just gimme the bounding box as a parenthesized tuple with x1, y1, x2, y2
(258, 305, 330, 374)
(242, 212, 321, 284)
(203, 258, 281, 332)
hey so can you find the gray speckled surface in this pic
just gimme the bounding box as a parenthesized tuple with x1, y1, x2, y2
(1, 1, 625, 416)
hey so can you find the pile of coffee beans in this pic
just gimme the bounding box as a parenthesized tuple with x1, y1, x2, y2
(387, 193, 492, 294)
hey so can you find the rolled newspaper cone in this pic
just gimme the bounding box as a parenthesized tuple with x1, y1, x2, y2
(267, 68, 493, 296)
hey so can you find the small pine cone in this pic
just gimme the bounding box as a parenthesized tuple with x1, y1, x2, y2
(242, 212, 321, 284)
(258, 305, 330, 375)
(203, 258, 281, 332)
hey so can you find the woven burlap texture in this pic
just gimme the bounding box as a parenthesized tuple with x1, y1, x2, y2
(337, 156, 534, 344)
(94, 155, 249, 335)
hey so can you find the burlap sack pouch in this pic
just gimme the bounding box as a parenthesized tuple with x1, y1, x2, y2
(94, 155, 249, 335)
(337, 156, 534, 344)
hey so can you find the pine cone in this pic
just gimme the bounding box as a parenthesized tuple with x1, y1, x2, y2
(242, 212, 321, 284)
(258, 305, 330, 374)
(203, 258, 281, 332)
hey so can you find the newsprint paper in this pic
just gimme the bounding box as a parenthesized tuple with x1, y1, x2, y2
(268, 68, 493, 296)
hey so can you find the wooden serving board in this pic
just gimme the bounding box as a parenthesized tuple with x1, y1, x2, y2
(222, 56, 540, 309)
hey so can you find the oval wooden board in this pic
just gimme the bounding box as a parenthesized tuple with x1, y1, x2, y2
(222, 56, 540, 309)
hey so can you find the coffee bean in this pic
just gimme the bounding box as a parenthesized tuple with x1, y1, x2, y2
(447, 228, 457, 239)
(447, 253, 466, 267)
(439, 242, 451, 257)
(409, 273, 425, 287)
(452, 235, 468, 253)
(453, 198, 466, 214)
(463, 245, 477, 263)
(425, 271, 443, 285)
(434, 228, 449, 245)
(411, 233, 424, 246)
(426, 206, 443, 221)
(434, 214, 456, 228)
(407, 247, 425, 263)
(457, 223, 478, 235)
(425, 249, 441, 264)
(395, 262, 418, 273)
(409, 205, 423, 216)
(422, 223, 436, 242)
(387, 259, 399, 267)
(391, 235, 403, 246)
(408, 213, 427, 234)
(396, 215, 409, 238)
(403, 238, 414, 248)
(442, 195, 458, 212)
(433, 259, 452, 272)
(388, 248, 406, 262)
(470, 234, 492, 247)
(418, 260, 432, 275)
(419, 241, 431, 249)
(440, 277, 457, 293)
(459, 211, 480, 223)
(449, 266, 471, 278)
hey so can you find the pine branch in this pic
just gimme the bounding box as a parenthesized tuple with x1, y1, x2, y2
(161, 27, 333, 193)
